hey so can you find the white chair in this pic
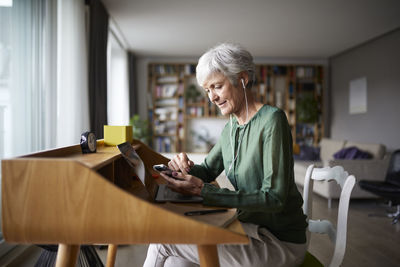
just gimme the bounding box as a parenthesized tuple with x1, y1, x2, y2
(300, 165, 356, 267)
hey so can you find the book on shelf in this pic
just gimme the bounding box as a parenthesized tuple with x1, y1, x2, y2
(178, 97, 184, 108)
(155, 84, 178, 98)
(178, 126, 184, 139)
(155, 107, 177, 121)
(187, 107, 204, 117)
(259, 84, 266, 95)
(289, 82, 294, 95)
(178, 83, 184, 94)
(184, 64, 196, 75)
(154, 64, 178, 75)
(266, 91, 272, 103)
(178, 113, 184, 123)
(272, 66, 287, 75)
(288, 99, 296, 110)
(260, 66, 267, 81)
(155, 98, 178, 107)
(154, 120, 177, 135)
(156, 137, 174, 153)
(296, 67, 315, 79)
(157, 76, 179, 83)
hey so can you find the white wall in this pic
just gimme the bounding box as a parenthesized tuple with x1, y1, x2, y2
(329, 29, 400, 151)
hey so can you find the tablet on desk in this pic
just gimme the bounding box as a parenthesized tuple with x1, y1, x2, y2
(117, 142, 203, 203)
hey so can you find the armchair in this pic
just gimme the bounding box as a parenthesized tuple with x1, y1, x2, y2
(359, 149, 400, 224)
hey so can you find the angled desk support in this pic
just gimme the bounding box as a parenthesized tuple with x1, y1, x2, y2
(1, 140, 248, 267)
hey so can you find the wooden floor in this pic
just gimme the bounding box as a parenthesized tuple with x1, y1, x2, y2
(5, 195, 400, 267)
(308, 196, 400, 267)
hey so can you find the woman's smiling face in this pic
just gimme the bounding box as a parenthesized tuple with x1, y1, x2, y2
(201, 72, 244, 116)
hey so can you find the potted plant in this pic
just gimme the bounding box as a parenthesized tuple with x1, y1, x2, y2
(185, 84, 202, 103)
(296, 93, 319, 123)
(129, 114, 150, 145)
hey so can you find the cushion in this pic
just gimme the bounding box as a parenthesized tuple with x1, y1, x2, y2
(319, 138, 346, 162)
(333, 146, 373, 159)
(344, 141, 385, 159)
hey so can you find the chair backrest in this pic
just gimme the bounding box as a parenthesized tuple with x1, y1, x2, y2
(302, 165, 356, 267)
(386, 149, 400, 187)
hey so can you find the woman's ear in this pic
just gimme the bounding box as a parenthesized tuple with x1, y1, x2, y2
(238, 72, 249, 88)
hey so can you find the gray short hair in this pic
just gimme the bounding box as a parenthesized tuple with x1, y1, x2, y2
(196, 43, 256, 88)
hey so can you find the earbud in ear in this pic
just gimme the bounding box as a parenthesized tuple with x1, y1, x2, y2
(241, 78, 246, 89)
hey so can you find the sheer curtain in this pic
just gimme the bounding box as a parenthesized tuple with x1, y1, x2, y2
(0, 0, 89, 257)
(107, 24, 129, 126)
(56, 0, 89, 147)
(0, 0, 58, 256)
(5, 0, 57, 157)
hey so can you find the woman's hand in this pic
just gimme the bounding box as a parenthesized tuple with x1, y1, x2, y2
(168, 153, 194, 175)
(160, 171, 204, 196)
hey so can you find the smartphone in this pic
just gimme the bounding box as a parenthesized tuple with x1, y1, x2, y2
(152, 164, 184, 181)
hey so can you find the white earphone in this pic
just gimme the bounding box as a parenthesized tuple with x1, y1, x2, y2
(227, 77, 249, 178)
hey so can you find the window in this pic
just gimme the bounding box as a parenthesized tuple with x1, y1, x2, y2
(107, 21, 130, 126)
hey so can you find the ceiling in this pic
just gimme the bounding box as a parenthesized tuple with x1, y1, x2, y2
(102, 0, 400, 59)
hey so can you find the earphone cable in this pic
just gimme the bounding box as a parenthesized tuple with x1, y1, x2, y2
(227, 80, 249, 178)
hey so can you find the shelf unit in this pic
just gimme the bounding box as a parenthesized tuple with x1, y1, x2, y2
(148, 63, 196, 153)
(148, 63, 324, 153)
(253, 64, 324, 146)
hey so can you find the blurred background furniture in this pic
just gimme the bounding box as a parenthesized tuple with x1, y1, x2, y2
(359, 149, 400, 224)
(300, 165, 355, 267)
(294, 138, 389, 208)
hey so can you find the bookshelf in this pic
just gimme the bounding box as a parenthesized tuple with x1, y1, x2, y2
(148, 63, 196, 153)
(253, 64, 324, 146)
(148, 63, 324, 153)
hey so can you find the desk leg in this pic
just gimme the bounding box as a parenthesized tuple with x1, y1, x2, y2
(197, 245, 220, 267)
(106, 244, 118, 267)
(55, 244, 80, 267)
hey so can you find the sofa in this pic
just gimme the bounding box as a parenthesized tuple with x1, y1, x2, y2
(294, 138, 391, 207)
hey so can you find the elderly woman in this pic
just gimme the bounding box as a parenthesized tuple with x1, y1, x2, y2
(143, 43, 307, 267)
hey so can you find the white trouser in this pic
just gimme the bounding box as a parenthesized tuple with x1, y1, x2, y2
(143, 222, 306, 267)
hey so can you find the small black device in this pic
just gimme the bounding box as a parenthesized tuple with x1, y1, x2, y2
(153, 164, 184, 181)
(80, 131, 97, 153)
(153, 164, 172, 173)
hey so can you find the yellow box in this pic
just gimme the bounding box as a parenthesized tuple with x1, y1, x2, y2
(104, 125, 133, 146)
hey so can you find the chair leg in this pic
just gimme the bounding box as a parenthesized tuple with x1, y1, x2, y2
(328, 198, 332, 209)
(388, 205, 400, 224)
(393, 214, 400, 224)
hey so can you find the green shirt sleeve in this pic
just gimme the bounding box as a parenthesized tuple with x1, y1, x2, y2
(189, 137, 225, 183)
(200, 110, 293, 213)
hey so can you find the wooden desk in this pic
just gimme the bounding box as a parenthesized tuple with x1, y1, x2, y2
(1, 140, 248, 267)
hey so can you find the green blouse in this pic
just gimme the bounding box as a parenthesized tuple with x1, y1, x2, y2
(190, 105, 307, 244)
